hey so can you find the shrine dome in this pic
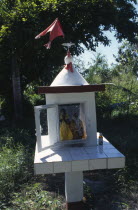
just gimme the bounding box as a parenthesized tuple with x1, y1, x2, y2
(50, 67, 89, 86)
(50, 52, 89, 86)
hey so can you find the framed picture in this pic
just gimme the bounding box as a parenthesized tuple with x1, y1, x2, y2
(59, 103, 87, 142)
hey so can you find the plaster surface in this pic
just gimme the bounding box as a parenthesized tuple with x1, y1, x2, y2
(45, 92, 97, 146)
(51, 66, 88, 86)
(65, 171, 83, 202)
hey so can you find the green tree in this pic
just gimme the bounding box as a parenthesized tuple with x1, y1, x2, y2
(111, 39, 138, 115)
(114, 39, 138, 77)
(85, 53, 112, 83)
(85, 39, 138, 118)
(0, 0, 137, 120)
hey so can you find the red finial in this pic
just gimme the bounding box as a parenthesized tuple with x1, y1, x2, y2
(64, 50, 73, 72)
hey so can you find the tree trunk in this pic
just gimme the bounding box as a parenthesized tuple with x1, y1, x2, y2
(12, 52, 23, 122)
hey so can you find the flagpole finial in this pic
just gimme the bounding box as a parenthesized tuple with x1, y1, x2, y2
(63, 43, 74, 73)
(62, 43, 75, 51)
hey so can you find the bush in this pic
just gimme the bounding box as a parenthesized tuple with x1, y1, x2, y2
(10, 183, 64, 210)
(0, 127, 35, 147)
(23, 83, 45, 118)
(0, 135, 33, 208)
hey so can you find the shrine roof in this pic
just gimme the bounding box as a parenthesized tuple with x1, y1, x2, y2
(50, 66, 88, 86)
(38, 84, 105, 94)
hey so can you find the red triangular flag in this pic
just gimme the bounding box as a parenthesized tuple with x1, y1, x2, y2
(35, 18, 64, 49)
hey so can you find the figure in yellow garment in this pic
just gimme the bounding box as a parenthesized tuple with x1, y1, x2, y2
(70, 113, 86, 140)
(60, 109, 73, 140)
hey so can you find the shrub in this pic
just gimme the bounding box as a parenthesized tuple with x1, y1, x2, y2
(11, 183, 64, 210)
(0, 127, 35, 147)
(0, 136, 33, 208)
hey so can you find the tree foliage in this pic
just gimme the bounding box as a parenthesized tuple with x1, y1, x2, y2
(85, 53, 112, 83)
(86, 41, 138, 118)
(115, 39, 138, 77)
(0, 0, 137, 117)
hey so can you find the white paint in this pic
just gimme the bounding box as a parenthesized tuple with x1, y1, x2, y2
(46, 92, 97, 146)
(50, 66, 88, 86)
(89, 158, 107, 170)
(85, 148, 107, 159)
(47, 106, 59, 146)
(105, 152, 124, 158)
(69, 148, 89, 160)
(34, 106, 42, 152)
(34, 162, 53, 174)
(65, 171, 83, 202)
(108, 157, 125, 169)
(72, 160, 89, 171)
(34, 105, 59, 150)
(54, 162, 71, 173)
(64, 54, 73, 64)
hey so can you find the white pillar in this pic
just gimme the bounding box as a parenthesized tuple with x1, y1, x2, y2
(65, 171, 83, 203)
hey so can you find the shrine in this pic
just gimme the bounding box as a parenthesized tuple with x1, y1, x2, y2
(34, 45, 125, 209)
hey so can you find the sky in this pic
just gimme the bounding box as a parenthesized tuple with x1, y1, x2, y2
(79, 30, 121, 67)
(79, 3, 138, 67)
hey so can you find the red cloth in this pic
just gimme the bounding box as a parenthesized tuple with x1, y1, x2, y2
(65, 63, 73, 72)
(35, 18, 64, 48)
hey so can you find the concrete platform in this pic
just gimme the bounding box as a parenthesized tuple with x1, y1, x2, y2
(34, 134, 125, 174)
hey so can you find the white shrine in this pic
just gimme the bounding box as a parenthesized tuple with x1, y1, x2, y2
(34, 48, 125, 209)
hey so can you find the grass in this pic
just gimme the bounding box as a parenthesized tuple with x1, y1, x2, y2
(83, 168, 138, 209)
(0, 114, 138, 209)
(9, 183, 65, 210)
(0, 138, 33, 208)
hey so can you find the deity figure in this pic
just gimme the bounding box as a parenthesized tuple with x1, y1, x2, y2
(60, 109, 73, 140)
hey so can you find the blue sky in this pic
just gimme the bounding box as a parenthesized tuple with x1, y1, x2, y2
(79, 2, 138, 67)
(80, 30, 121, 67)
(78, 31, 122, 67)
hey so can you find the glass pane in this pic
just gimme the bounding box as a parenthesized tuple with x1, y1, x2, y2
(40, 109, 48, 136)
(59, 104, 87, 141)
